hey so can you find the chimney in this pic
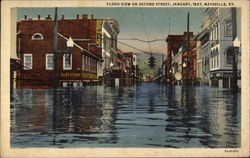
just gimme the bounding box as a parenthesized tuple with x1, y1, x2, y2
(38, 15, 40, 20)
(91, 14, 94, 19)
(62, 14, 64, 20)
(77, 14, 79, 19)
(45, 15, 52, 20)
(24, 15, 27, 20)
(82, 14, 88, 19)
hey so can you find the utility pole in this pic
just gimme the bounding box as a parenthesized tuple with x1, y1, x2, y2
(53, 7, 58, 88)
(231, 8, 238, 92)
(183, 12, 190, 85)
(169, 17, 171, 34)
(187, 12, 190, 85)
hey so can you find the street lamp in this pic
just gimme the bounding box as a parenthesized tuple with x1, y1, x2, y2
(110, 62, 114, 69)
(183, 62, 187, 68)
(233, 37, 240, 62)
(67, 37, 74, 48)
(67, 37, 74, 52)
(182, 57, 188, 85)
(53, 36, 75, 88)
(233, 37, 241, 47)
(110, 62, 114, 74)
(232, 36, 240, 92)
(66, 37, 74, 65)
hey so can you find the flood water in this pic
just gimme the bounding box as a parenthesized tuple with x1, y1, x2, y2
(11, 83, 241, 148)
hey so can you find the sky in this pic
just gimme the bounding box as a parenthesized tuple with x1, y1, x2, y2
(17, 7, 207, 55)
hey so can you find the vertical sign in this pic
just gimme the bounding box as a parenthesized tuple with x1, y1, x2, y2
(96, 19, 103, 46)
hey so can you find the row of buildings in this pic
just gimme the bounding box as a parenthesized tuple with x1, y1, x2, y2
(164, 8, 241, 89)
(11, 13, 140, 89)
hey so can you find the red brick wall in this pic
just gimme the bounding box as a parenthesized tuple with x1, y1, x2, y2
(165, 32, 194, 81)
(17, 18, 102, 89)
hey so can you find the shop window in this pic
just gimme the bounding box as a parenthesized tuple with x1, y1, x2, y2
(32, 33, 43, 40)
(46, 54, 54, 70)
(224, 20, 232, 37)
(23, 54, 32, 70)
(63, 54, 72, 70)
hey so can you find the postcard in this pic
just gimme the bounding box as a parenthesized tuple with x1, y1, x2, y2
(1, 0, 249, 157)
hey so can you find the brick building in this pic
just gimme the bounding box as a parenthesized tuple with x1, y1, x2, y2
(123, 52, 137, 84)
(165, 32, 194, 83)
(16, 14, 114, 88)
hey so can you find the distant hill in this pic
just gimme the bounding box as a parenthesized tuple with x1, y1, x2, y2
(136, 52, 164, 77)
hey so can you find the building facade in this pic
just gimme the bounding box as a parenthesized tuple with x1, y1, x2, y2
(16, 14, 116, 88)
(196, 25, 211, 85)
(204, 8, 241, 88)
(101, 19, 120, 83)
(165, 32, 194, 83)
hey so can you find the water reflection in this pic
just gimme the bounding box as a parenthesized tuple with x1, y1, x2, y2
(11, 83, 240, 148)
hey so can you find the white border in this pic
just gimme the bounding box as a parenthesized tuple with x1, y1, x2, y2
(1, 0, 249, 157)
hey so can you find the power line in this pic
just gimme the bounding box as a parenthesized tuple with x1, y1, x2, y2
(140, 8, 152, 55)
(17, 19, 237, 57)
(19, 34, 236, 42)
(117, 38, 165, 43)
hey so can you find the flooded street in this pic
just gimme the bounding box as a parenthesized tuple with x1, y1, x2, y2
(11, 83, 240, 148)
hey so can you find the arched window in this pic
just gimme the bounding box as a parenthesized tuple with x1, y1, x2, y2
(32, 33, 43, 40)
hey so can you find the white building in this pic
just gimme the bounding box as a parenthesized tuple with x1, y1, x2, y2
(101, 19, 120, 76)
(204, 8, 241, 88)
(196, 17, 211, 85)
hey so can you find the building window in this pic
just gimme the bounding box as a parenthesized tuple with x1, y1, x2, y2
(215, 56, 217, 68)
(213, 29, 215, 41)
(113, 35, 117, 50)
(217, 55, 219, 67)
(94, 61, 97, 73)
(63, 54, 72, 70)
(212, 58, 214, 68)
(225, 20, 232, 37)
(82, 55, 85, 70)
(32, 33, 43, 40)
(216, 25, 219, 40)
(46, 54, 54, 70)
(23, 54, 32, 70)
(86, 57, 88, 71)
(89, 58, 91, 72)
(85, 56, 87, 71)
(104, 35, 110, 51)
(91, 59, 94, 72)
(91, 59, 93, 72)
(226, 47, 234, 65)
(103, 34, 107, 50)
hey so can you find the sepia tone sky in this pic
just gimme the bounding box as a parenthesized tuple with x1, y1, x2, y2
(17, 7, 207, 54)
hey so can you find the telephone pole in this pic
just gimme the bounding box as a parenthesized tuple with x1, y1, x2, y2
(182, 12, 190, 85)
(231, 8, 238, 92)
(53, 7, 58, 88)
(187, 12, 190, 85)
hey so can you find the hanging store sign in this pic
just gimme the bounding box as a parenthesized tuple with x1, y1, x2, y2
(60, 72, 97, 80)
(96, 19, 103, 46)
(174, 72, 182, 81)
